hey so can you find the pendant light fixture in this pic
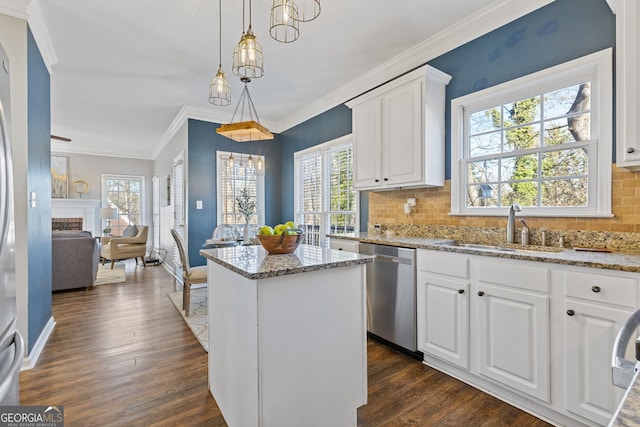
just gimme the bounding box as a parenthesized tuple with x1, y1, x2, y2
(293, 0, 320, 22)
(232, 0, 264, 79)
(209, 0, 231, 106)
(217, 77, 274, 142)
(269, 0, 300, 43)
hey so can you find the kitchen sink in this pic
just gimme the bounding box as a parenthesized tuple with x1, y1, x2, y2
(439, 241, 565, 254)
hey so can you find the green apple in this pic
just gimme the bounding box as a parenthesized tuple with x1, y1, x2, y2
(285, 221, 296, 230)
(274, 224, 290, 235)
(285, 229, 298, 236)
(258, 225, 275, 236)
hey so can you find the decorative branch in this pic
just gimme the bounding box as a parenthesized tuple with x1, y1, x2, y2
(236, 187, 256, 223)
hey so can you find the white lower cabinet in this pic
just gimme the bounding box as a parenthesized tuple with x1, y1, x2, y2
(417, 251, 470, 369)
(563, 270, 637, 425)
(417, 272, 469, 369)
(417, 248, 639, 427)
(476, 284, 550, 402)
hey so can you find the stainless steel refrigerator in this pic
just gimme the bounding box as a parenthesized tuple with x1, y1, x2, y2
(0, 41, 24, 405)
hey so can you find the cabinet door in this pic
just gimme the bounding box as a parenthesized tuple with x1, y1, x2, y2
(382, 78, 423, 187)
(351, 99, 382, 189)
(417, 272, 469, 369)
(616, 0, 640, 169)
(564, 300, 629, 425)
(477, 284, 550, 402)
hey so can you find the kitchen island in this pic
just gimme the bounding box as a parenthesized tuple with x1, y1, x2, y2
(200, 244, 372, 427)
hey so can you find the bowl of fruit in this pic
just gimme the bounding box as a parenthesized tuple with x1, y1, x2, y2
(257, 221, 305, 254)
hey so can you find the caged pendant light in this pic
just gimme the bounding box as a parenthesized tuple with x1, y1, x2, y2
(233, 0, 264, 79)
(209, 0, 231, 106)
(269, 0, 300, 43)
(292, 0, 320, 22)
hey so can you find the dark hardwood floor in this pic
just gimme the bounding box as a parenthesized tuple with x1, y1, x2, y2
(20, 261, 551, 427)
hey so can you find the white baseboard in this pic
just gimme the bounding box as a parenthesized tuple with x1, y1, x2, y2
(21, 316, 56, 371)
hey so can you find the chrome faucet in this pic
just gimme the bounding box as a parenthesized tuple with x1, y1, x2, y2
(506, 203, 522, 243)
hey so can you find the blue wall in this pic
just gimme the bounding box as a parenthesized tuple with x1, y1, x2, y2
(278, 104, 353, 220)
(428, 0, 615, 177)
(27, 27, 51, 352)
(186, 0, 614, 259)
(187, 119, 282, 265)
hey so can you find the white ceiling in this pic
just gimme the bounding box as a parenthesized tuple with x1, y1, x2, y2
(27, 0, 554, 159)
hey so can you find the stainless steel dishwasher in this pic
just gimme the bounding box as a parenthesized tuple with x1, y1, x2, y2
(358, 243, 417, 352)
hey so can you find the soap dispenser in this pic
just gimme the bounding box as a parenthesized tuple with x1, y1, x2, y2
(520, 219, 530, 246)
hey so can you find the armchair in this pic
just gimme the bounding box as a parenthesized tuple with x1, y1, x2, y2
(101, 225, 149, 269)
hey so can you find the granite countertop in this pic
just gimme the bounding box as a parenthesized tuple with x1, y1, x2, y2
(200, 243, 373, 280)
(328, 232, 640, 273)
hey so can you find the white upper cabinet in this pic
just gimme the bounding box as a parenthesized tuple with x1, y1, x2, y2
(346, 65, 451, 190)
(616, 0, 640, 169)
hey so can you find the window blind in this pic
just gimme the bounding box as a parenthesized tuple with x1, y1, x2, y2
(294, 135, 357, 248)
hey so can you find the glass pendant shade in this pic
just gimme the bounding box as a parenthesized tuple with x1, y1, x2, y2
(209, 68, 231, 106)
(270, 0, 300, 43)
(232, 26, 264, 79)
(293, 0, 320, 22)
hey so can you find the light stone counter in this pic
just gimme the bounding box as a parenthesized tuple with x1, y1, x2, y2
(329, 232, 640, 273)
(200, 243, 372, 280)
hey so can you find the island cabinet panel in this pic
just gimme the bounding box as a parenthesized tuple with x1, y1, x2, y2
(207, 259, 367, 427)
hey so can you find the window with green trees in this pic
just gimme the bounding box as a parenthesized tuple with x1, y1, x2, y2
(294, 135, 357, 248)
(451, 49, 612, 217)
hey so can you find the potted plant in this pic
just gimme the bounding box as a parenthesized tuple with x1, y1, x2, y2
(236, 187, 256, 243)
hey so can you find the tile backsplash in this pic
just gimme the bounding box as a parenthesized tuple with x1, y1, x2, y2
(367, 164, 640, 251)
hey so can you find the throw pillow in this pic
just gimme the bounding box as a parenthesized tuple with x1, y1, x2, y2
(122, 225, 138, 237)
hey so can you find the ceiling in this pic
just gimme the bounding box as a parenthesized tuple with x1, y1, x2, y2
(30, 0, 553, 159)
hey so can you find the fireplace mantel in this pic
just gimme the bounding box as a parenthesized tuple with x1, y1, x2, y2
(51, 199, 101, 237)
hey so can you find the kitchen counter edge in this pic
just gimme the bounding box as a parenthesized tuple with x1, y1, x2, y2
(328, 233, 640, 273)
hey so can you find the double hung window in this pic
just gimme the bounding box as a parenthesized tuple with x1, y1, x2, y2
(450, 49, 612, 217)
(216, 152, 265, 235)
(101, 174, 145, 236)
(294, 135, 357, 248)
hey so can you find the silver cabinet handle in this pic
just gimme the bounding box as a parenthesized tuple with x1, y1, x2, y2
(612, 308, 640, 388)
(627, 147, 636, 154)
(0, 322, 24, 402)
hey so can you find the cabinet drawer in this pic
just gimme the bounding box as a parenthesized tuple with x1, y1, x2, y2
(565, 271, 637, 309)
(329, 239, 358, 253)
(478, 261, 549, 293)
(417, 250, 469, 279)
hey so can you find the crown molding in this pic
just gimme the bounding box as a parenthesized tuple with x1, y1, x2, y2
(26, 0, 57, 74)
(0, 0, 29, 19)
(274, 0, 556, 133)
(0, 0, 57, 73)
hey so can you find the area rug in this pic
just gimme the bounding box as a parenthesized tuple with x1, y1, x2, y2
(94, 263, 126, 286)
(168, 288, 208, 352)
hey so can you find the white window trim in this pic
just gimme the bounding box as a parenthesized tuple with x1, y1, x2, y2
(101, 173, 146, 225)
(450, 48, 613, 217)
(215, 151, 266, 227)
(294, 134, 359, 247)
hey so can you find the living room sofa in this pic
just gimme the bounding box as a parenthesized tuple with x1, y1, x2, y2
(52, 230, 100, 291)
